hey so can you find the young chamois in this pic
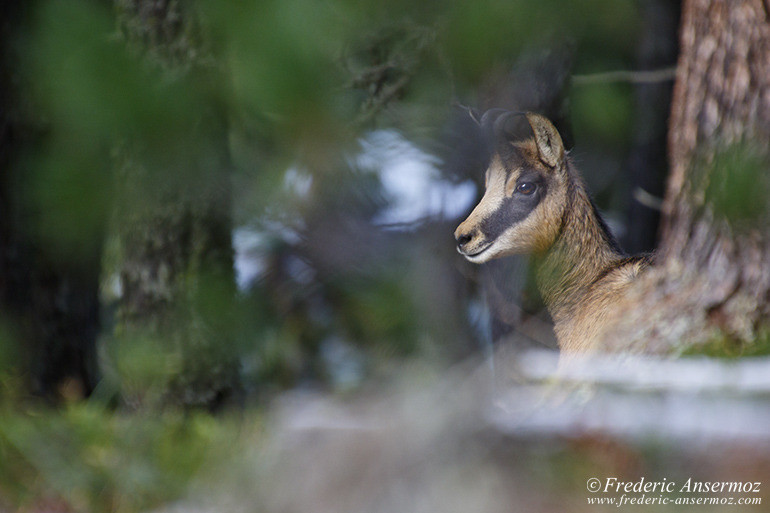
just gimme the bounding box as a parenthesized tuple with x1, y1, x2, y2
(454, 111, 651, 354)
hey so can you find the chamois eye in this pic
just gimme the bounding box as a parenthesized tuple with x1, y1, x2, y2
(516, 182, 537, 195)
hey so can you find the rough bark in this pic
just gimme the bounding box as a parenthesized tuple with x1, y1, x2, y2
(613, 0, 770, 351)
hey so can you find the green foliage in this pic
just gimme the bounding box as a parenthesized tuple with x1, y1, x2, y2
(704, 143, 770, 229)
(116, 0, 208, 67)
(0, 403, 249, 512)
(198, 0, 355, 144)
(683, 330, 770, 359)
(23, 0, 217, 262)
(443, 0, 637, 88)
(570, 82, 634, 149)
(336, 273, 420, 353)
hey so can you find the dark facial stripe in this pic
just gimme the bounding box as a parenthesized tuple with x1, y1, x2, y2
(479, 184, 545, 241)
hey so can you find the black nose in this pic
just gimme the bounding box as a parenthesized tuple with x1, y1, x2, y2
(456, 232, 473, 248)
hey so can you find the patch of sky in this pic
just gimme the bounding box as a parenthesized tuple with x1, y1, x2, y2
(358, 130, 476, 227)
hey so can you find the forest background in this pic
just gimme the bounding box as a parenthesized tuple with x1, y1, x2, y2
(2, 1, 770, 511)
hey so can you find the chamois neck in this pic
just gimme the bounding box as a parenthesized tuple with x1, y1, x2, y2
(534, 176, 624, 325)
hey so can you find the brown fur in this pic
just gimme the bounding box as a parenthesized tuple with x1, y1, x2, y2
(455, 112, 651, 353)
(533, 171, 651, 352)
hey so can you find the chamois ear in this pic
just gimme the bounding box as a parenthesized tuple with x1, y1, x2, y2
(525, 112, 564, 168)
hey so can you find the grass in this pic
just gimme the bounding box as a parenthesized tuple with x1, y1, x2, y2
(0, 400, 261, 512)
(682, 330, 770, 359)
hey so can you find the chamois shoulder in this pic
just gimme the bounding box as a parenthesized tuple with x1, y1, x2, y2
(592, 254, 654, 288)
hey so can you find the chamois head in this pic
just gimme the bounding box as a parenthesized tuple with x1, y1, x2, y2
(454, 111, 568, 263)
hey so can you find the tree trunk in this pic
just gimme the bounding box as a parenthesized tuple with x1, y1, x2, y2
(106, 0, 240, 408)
(615, 0, 770, 351)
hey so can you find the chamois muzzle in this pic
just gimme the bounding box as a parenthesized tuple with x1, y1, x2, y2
(454, 223, 493, 262)
(455, 231, 473, 250)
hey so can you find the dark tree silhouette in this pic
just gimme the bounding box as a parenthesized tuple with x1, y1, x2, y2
(0, 1, 101, 399)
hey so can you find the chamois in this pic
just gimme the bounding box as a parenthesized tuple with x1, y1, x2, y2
(454, 111, 651, 353)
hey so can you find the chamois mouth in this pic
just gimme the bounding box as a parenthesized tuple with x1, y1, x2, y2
(458, 242, 492, 260)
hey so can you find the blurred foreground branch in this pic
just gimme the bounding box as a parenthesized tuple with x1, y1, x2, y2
(571, 67, 676, 85)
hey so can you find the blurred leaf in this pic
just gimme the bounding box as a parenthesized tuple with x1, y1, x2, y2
(443, 0, 638, 88)
(24, 0, 223, 260)
(24, 136, 110, 261)
(199, 0, 351, 141)
(570, 82, 633, 149)
(29, 1, 147, 137)
(0, 404, 247, 512)
(29, 0, 219, 148)
(336, 273, 420, 353)
(441, 1, 532, 83)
